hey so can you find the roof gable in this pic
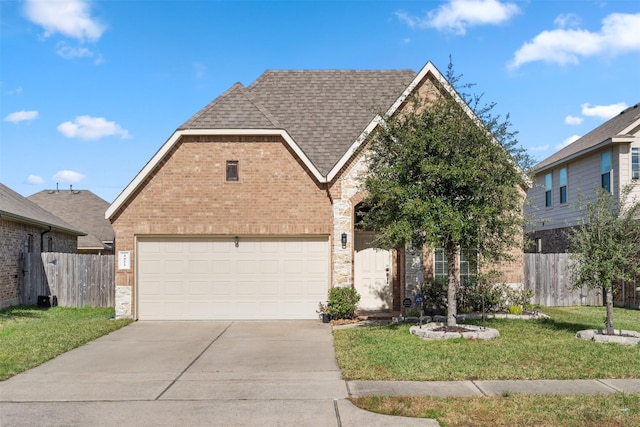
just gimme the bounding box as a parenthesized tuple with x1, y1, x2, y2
(0, 183, 85, 236)
(536, 102, 640, 171)
(179, 69, 416, 175)
(107, 61, 465, 219)
(28, 189, 114, 250)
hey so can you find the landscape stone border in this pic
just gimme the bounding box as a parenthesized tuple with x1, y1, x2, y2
(410, 322, 499, 340)
(576, 329, 640, 345)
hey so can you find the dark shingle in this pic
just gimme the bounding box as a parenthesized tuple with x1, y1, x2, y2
(0, 183, 84, 236)
(179, 69, 417, 175)
(28, 189, 114, 251)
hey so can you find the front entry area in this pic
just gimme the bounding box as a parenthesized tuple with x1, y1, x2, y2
(354, 232, 392, 311)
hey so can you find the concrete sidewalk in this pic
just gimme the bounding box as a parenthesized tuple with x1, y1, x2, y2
(348, 378, 640, 397)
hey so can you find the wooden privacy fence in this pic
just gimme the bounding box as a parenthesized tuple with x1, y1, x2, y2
(20, 252, 115, 307)
(523, 253, 603, 307)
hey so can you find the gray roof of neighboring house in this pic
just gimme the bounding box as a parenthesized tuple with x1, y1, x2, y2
(536, 102, 640, 171)
(28, 189, 114, 251)
(0, 183, 85, 236)
(179, 69, 417, 175)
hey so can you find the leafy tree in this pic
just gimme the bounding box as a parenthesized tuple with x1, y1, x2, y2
(360, 62, 532, 326)
(568, 185, 640, 335)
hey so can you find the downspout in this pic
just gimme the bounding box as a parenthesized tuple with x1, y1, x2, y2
(40, 226, 52, 253)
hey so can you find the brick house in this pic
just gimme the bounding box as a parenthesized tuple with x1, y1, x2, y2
(28, 189, 115, 255)
(106, 61, 525, 320)
(0, 183, 84, 309)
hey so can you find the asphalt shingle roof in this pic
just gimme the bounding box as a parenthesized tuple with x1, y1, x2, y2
(0, 183, 84, 236)
(535, 102, 640, 171)
(28, 189, 114, 251)
(179, 69, 417, 175)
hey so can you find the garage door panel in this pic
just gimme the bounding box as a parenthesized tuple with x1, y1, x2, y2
(138, 237, 329, 320)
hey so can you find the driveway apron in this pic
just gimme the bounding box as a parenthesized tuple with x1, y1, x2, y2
(2, 321, 424, 427)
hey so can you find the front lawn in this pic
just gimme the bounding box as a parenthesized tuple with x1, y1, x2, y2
(0, 305, 132, 381)
(334, 306, 640, 381)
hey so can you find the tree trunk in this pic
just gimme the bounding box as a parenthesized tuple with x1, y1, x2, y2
(446, 242, 459, 326)
(605, 286, 615, 335)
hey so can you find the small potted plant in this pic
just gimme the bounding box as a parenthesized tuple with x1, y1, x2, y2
(317, 301, 330, 323)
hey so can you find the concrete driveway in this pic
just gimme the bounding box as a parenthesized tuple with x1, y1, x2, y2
(0, 321, 434, 427)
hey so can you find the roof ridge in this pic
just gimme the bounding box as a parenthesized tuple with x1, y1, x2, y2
(241, 85, 282, 128)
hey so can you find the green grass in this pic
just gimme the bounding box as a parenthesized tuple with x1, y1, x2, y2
(334, 306, 640, 381)
(352, 393, 640, 427)
(0, 305, 132, 381)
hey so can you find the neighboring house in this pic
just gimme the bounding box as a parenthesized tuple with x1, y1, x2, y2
(106, 61, 525, 320)
(526, 102, 640, 253)
(0, 183, 85, 309)
(28, 189, 115, 255)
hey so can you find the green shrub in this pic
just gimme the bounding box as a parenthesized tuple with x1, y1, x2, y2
(327, 287, 360, 319)
(508, 305, 523, 315)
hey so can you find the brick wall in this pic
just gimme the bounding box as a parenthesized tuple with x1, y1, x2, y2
(110, 135, 333, 317)
(526, 226, 574, 253)
(0, 219, 77, 309)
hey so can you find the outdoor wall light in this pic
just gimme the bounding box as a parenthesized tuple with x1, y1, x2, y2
(234, 236, 239, 248)
(341, 232, 347, 249)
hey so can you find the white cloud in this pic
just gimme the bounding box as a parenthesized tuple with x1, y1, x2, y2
(3, 110, 39, 123)
(7, 86, 23, 95)
(581, 102, 628, 120)
(57, 115, 130, 140)
(564, 115, 583, 125)
(528, 144, 550, 152)
(397, 0, 520, 35)
(510, 12, 640, 69)
(53, 170, 85, 183)
(553, 13, 581, 29)
(193, 62, 207, 80)
(557, 135, 580, 149)
(24, 0, 106, 42)
(55, 42, 103, 64)
(26, 174, 44, 185)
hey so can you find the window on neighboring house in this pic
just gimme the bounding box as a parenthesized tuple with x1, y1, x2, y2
(226, 160, 239, 182)
(559, 167, 567, 204)
(27, 234, 34, 253)
(601, 151, 611, 192)
(434, 247, 447, 286)
(460, 249, 478, 286)
(632, 147, 640, 180)
(545, 173, 552, 207)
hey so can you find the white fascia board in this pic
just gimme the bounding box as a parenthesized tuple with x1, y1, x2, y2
(106, 128, 324, 219)
(620, 117, 640, 136)
(535, 139, 615, 173)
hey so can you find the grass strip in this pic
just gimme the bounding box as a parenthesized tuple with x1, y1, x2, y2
(351, 393, 640, 427)
(0, 305, 132, 381)
(334, 306, 640, 381)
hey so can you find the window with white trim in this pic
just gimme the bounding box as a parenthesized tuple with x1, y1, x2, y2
(545, 173, 552, 207)
(601, 151, 611, 192)
(632, 147, 640, 180)
(559, 167, 567, 204)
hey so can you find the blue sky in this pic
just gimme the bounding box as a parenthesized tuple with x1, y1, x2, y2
(1, 0, 639, 203)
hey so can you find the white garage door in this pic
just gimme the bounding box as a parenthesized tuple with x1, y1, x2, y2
(137, 236, 329, 320)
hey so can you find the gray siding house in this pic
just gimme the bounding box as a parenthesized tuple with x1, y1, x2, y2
(526, 102, 640, 252)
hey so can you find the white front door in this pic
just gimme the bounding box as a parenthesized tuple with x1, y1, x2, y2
(354, 232, 392, 311)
